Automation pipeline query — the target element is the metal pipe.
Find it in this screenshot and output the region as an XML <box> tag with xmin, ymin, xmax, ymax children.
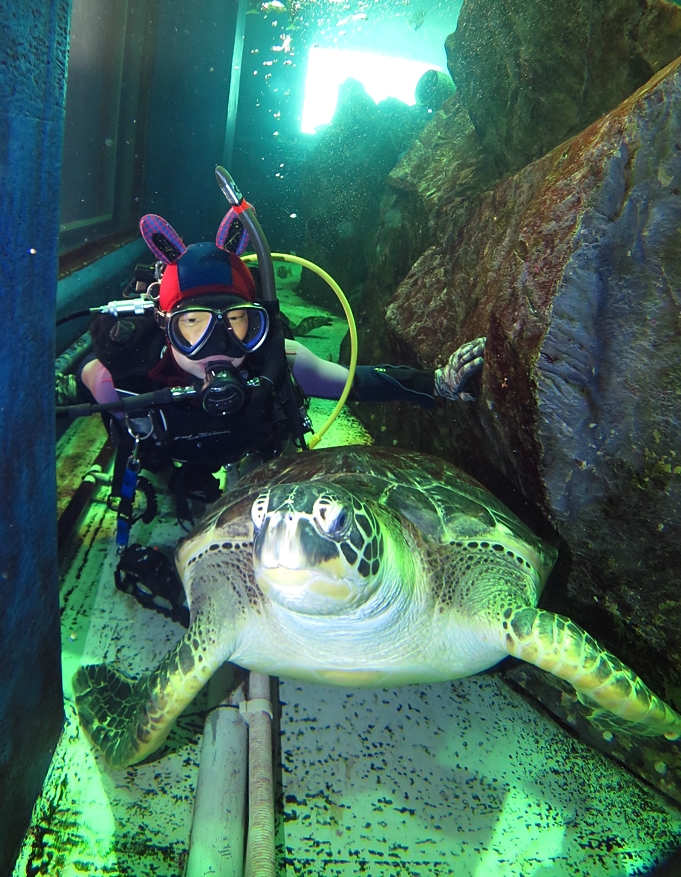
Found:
<box><xmin>244</xmin><ymin>672</ymin><xmax>276</xmax><ymax>877</ymax></box>
<box><xmin>222</xmin><ymin>0</ymin><xmax>249</xmax><ymax>170</ymax></box>
<box><xmin>55</xmin><ymin>331</ymin><xmax>92</xmax><ymax>376</ymax></box>
<box><xmin>186</xmin><ymin>664</ymin><xmax>248</xmax><ymax>877</ymax></box>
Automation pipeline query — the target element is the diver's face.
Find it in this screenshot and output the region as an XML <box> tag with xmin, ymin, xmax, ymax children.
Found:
<box><xmin>168</xmin><ymin>305</ymin><xmax>252</xmax><ymax>378</ymax></box>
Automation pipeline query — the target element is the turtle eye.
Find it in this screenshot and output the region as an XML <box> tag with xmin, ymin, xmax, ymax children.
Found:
<box><xmin>251</xmin><ymin>493</ymin><xmax>269</xmax><ymax>532</ymax></box>
<box><xmin>314</xmin><ymin>497</ymin><xmax>351</xmax><ymax>539</ymax></box>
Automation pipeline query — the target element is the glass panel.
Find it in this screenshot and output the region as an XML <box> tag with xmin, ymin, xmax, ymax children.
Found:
<box><xmin>58</xmin><ymin>0</ymin><xmax>152</xmax><ymax>256</ymax></box>
<box><xmin>60</xmin><ymin>0</ymin><xmax>128</xmax><ymax>233</ymax></box>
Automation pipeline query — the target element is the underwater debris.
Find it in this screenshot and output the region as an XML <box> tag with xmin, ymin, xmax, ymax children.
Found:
<box><xmin>407</xmin><ymin>9</ymin><xmax>427</xmax><ymax>30</ymax></box>
<box><xmin>260</xmin><ymin>0</ymin><xmax>287</xmax><ymax>13</ymax></box>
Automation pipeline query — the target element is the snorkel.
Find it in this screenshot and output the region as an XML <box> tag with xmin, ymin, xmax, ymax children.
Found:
<box><xmin>214</xmin><ymin>166</ymin><xmax>310</xmax><ymax>445</ymax></box>
<box><xmin>215</xmin><ymin>165</ymin><xmax>357</xmax><ymax>448</ymax></box>
<box><xmin>214</xmin><ymin>166</ymin><xmax>358</xmax><ymax>450</ymax></box>
<box><xmin>215</xmin><ymin>167</ymin><xmax>276</xmax><ymax>303</ymax></box>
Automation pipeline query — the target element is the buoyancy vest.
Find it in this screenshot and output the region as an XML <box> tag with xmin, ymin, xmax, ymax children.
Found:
<box><xmin>89</xmin><ymin>312</ymin><xmax>294</xmax><ymax>470</ymax></box>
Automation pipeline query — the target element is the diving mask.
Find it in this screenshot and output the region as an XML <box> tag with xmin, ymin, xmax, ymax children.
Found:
<box><xmin>159</xmin><ymin>295</ymin><xmax>269</xmax><ymax>360</ymax></box>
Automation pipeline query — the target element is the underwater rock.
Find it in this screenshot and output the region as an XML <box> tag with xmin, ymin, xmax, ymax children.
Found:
<box><xmin>343</xmin><ymin>94</ymin><xmax>497</xmax><ymax>367</ymax></box>
<box><xmin>388</xmin><ymin>92</ymin><xmax>497</xmax><ymax>240</ymax></box>
<box><xmin>379</xmin><ymin>57</ymin><xmax>681</xmax><ymax>737</ymax></box>
<box><xmin>447</xmin><ymin>0</ymin><xmax>681</xmax><ymax>177</ymax></box>
<box><xmin>351</xmin><ymin>0</ymin><xmax>681</xmax><ymax>376</ymax></box>
<box><xmin>340</xmin><ymin>185</ymin><xmax>430</xmax><ymax>366</ymax></box>
<box><xmin>298</xmin><ymin>78</ymin><xmax>429</xmax><ymax>312</ymax></box>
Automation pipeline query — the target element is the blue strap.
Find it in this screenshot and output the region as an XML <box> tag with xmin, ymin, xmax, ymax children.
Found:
<box><xmin>115</xmin><ymin>456</ymin><xmax>140</xmax><ymax>550</ymax></box>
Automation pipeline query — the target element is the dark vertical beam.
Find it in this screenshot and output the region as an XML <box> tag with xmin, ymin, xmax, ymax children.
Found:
<box><xmin>142</xmin><ymin>0</ymin><xmax>240</xmax><ymax>242</ymax></box>
<box><xmin>0</xmin><ymin>1</ymin><xmax>72</xmax><ymax>872</ymax></box>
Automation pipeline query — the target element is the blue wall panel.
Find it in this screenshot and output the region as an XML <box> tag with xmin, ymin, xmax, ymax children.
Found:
<box><xmin>0</xmin><ymin>1</ymin><xmax>71</xmax><ymax>872</ymax></box>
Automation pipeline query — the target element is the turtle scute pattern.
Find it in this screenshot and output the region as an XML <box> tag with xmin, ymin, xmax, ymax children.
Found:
<box><xmin>424</xmin><ymin>536</ymin><xmax>540</xmax><ymax>618</ymax></box>
<box><xmin>183</xmin><ymin>534</ymin><xmax>263</xmax><ymax>615</ymax></box>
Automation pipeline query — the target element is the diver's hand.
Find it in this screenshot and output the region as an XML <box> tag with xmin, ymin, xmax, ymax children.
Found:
<box><xmin>434</xmin><ymin>337</ymin><xmax>486</xmax><ymax>402</ymax></box>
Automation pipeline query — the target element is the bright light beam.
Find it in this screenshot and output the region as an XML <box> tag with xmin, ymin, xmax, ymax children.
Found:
<box><xmin>301</xmin><ymin>47</ymin><xmax>441</xmax><ymax>134</ymax></box>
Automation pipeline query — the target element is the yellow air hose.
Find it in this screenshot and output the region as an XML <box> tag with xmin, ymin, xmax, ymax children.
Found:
<box><xmin>241</xmin><ymin>253</ymin><xmax>358</xmax><ymax>450</ymax></box>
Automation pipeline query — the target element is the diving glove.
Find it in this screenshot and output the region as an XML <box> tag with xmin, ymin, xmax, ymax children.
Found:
<box><xmin>434</xmin><ymin>336</ymin><xmax>486</xmax><ymax>402</ymax></box>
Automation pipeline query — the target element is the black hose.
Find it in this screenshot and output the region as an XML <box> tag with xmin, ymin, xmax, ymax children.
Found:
<box><xmin>56</xmin><ymin>385</ymin><xmax>198</xmax><ymax>419</ymax></box>
<box><xmin>57</xmin><ymin>308</ymin><xmax>92</xmax><ymax>327</ymax></box>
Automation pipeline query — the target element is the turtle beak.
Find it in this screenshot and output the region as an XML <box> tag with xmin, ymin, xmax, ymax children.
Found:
<box><xmin>256</xmin><ymin>567</ymin><xmax>353</xmax><ymax>604</ymax></box>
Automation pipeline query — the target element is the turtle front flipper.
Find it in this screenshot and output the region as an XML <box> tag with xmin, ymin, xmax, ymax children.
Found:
<box><xmin>73</xmin><ymin>618</ymin><xmax>227</xmax><ymax>768</ymax></box>
<box><xmin>501</xmin><ymin>607</ymin><xmax>681</xmax><ymax>740</ymax></box>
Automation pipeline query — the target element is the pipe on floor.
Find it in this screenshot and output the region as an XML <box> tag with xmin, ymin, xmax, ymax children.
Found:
<box><xmin>244</xmin><ymin>672</ymin><xmax>276</xmax><ymax>877</ymax></box>
<box><xmin>186</xmin><ymin>664</ymin><xmax>248</xmax><ymax>877</ymax></box>
<box><xmin>55</xmin><ymin>330</ymin><xmax>92</xmax><ymax>375</ymax></box>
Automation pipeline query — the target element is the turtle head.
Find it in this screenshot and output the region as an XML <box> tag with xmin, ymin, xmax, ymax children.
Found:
<box><xmin>251</xmin><ymin>482</ymin><xmax>384</xmax><ymax>615</ymax></box>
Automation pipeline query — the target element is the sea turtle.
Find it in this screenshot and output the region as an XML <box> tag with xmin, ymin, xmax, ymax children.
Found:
<box><xmin>74</xmin><ymin>446</ymin><xmax>681</xmax><ymax>768</ymax></box>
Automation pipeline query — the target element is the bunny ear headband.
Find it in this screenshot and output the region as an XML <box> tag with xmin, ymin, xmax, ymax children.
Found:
<box><xmin>138</xmin><ymin>214</ymin><xmax>186</xmax><ymax>264</ymax></box>
<box><xmin>139</xmin><ymin>206</ymin><xmax>253</xmax><ymax>264</ymax></box>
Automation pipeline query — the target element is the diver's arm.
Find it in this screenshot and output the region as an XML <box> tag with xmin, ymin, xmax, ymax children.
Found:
<box><xmin>286</xmin><ymin>340</ymin><xmax>434</xmax><ymax>405</ymax></box>
<box><xmin>80</xmin><ymin>358</ymin><xmax>120</xmax><ymax>405</ymax></box>
<box><xmin>285</xmin><ymin>338</ymin><xmax>485</xmax><ymax>407</ymax></box>
<box><xmin>285</xmin><ymin>340</ymin><xmax>354</xmax><ymax>398</ymax></box>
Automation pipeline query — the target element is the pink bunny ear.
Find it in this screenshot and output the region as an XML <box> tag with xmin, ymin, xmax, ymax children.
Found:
<box><xmin>216</xmin><ymin>205</ymin><xmax>251</xmax><ymax>255</ymax></box>
<box><xmin>139</xmin><ymin>214</ymin><xmax>187</xmax><ymax>264</ymax></box>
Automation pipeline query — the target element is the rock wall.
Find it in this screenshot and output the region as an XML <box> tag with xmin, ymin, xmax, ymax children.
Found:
<box><xmin>340</xmin><ymin>93</ymin><xmax>497</xmax><ymax>365</ymax></box>
<box><xmin>349</xmin><ymin>0</ymin><xmax>681</xmax><ymax>373</ymax></box>
<box><xmin>446</xmin><ymin>0</ymin><xmax>681</xmax><ymax>176</ymax></box>
<box><xmin>332</xmin><ymin>0</ymin><xmax>681</xmax><ymax>802</ymax></box>
<box><xmin>383</xmin><ymin>58</ymin><xmax>681</xmax><ymax>704</ymax></box>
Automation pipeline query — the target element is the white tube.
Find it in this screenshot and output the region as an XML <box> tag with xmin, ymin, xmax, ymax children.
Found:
<box><xmin>186</xmin><ymin>664</ymin><xmax>248</xmax><ymax>877</ymax></box>
<box><xmin>244</xmin><ymin>672</ymin><xmax>276</xmax><ymax>877</ymax></box>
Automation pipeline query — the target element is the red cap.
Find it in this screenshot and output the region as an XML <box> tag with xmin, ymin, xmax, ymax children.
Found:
<box><xmin>158</xmin><ymin>242</ymin><xmax>256</xmax><ymax>312</ymax></box>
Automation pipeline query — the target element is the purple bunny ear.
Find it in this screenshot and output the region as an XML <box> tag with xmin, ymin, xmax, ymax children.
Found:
<box><xmin>139</xmin><ymin>214</ymin><xmax>187</xmax><ymax>264</ymax></box>
<box><xmin>216</xmin><ymin>206</ymin><xmax>251</xmax><ymax>256</ymax></box>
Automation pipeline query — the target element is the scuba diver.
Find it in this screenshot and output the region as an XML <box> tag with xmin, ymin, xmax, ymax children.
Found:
<box><xmin>77</xmin><ymin>218</ymin><xmax>485</xmax><ymax>502</ymax></box>
<box><xmin>59</xmin><ymin>171</ymin><xmax>485</xmax><ymax>624</ymax></box>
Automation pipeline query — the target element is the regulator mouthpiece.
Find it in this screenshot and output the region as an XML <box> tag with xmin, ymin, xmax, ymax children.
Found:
<box><xmin>199</xmin><ymin>362</ymin><xmax>247</xmax><ymax>415</ymax></box>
